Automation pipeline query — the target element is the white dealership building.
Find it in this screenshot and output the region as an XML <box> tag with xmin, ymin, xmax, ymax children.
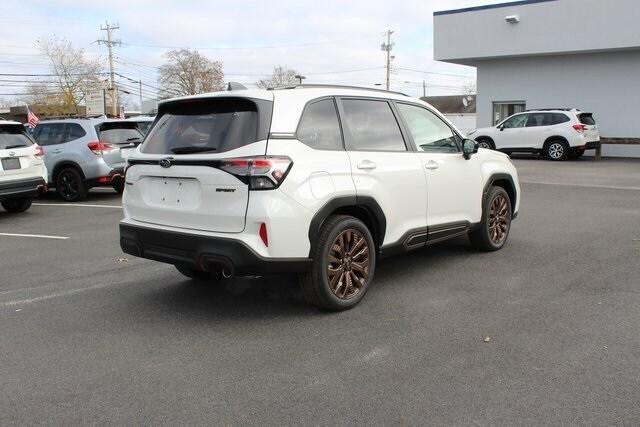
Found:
<box><xmin>434</xmin><ymin>0</ymin><xmax>640</xmax><ymax>157</ymax></box>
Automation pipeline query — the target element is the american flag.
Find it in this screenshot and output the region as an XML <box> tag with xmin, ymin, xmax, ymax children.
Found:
<box><xmin>27</xmin><ymin>108</ymin><xmax>40</xmax><ymax>128</ymax></box>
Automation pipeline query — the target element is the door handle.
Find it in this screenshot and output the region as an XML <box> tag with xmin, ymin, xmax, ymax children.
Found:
<box><xmin>425</xmin><ymin>161</ymin><xmax>439</xmax><ymax>170</ymax></box>
<box><xmin>357</xmin><ymin>160</ymin><xmax>377</xmax><ymax>170</ymax></box>
<box><xmin>51</xmin><ymin>149</ymin><xmax>62</xmax><ymax>154</ymax></box>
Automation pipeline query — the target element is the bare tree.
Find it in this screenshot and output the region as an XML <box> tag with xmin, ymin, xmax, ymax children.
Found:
<box><xmin>26</xmin><ymin>37</ymin><xmax>104</xmax><ymax>114</ymax></box>
<box><xmin>462</xmin><ymin>81</ymin><xmax>477</xmax><ymax>95</ymax></box>
<box><xmin>256</xmin><ymin>66</ymin><xmax>299</xmax><ymax>89</ymax></box>
<box><xmin>158</xmin><ymin>49</ymin><xmax>224</xmax><ymax>96</ymax></box>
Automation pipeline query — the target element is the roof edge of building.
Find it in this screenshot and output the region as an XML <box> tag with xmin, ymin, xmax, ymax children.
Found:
<box><xmin>434</xmin><ymin>0</ymin><xmax>557</xmax><ymax>16</ymax></box>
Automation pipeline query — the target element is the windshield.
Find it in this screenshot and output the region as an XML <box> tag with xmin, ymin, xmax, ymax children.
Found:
<box><xmin>0</xmin><ymin>125</ymin><xmax>34</xmax><ymax>150</ymax></box>
<box><xmin>141</xmin><ymin>97</ymin><xmax>272</xmax><ymax>155</ymax></box>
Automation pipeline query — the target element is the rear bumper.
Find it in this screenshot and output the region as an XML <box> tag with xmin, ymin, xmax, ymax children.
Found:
<box><xmin>584</xmin><ymin>140</ymin><xmax>601</xmax><ymax>150</ymax></box>
<box><xmin>0</xmin><ymin>176</ymin><xmax>46</xmax><ymax>200</ymax></box>
<box><xmin>119</xmin><ymin>223</ymin><xmax>312</xmax><ymax>276</ymax></box>
<box><xmin>86</xmin><ymin>167</ymin><xmax>125</xmax><ymax>187</ymax></box>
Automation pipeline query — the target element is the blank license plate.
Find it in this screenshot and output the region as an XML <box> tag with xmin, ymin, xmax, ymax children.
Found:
<box><xmin>1</xmin><ymin>157</ymin><xmax>21</xmax><ymax>170</ymax></box>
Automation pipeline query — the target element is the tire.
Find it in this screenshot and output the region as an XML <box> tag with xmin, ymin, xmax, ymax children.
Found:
<box><xmin>56</xmin><ymin>167</ymin><xmax>87</xmax><ymax>202</ymax></box>
<box><xmin>476</xmin><ymin>138</ymin><xmax>495</xmax><ymax>150</ymax></box>
<box><xmin>1</xmin><ymin>197</ymin><xmax>33</xmax><ymax>213</ymax></box>
<box><xmin>545</xmin><ymin>140</ymin><xmax>569</xmax><ymax>161</ymax></box>
<box><xmin>469</xmin><ymin>186</ymin><xmax>512</xmax><ymax>251</ymax></box>
<box><xmin>300</xmin><ymin>215</ymin><xmax>376</xmax><ymax>311</ymax></box>
<box><xmin>175</xmin><ymin>264</ymin><xmax>223</xmax><ymax>282</ymax></box>
<box><xmin>112</xmin><ymin>179</ymin><xmax>125</xmax><ymax>194</ymax></box>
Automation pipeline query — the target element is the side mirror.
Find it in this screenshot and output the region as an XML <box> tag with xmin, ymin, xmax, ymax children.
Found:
<box><xmin>499</xmin><ymin>124</ymin><xmax>505</xmax><ymax>131</ymax></box>
<box><xmin>462</xmin><ymin>139</ymin><xmax>478</xmax><ymax>160</ymax></box>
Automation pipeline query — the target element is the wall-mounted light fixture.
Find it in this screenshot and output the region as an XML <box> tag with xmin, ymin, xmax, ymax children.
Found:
<box><xmin>505</xmin><ymin>15</ymin><xmax>520</xmax><ymax>24</ymax></box>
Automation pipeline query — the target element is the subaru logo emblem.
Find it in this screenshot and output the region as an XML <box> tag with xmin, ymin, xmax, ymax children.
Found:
<box><xmin>9</xmin><ymin>151</ymin><xmax>15</xmax><ymax>157</ymax></box>
<box><xmin>159</xmin><ymin>158</ymin><xmax>171</xmax><ymax>168</ymax></box>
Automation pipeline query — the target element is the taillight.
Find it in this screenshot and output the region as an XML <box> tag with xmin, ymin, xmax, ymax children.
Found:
<box><xmin>218</xmin><ymin>156</ymin><xmax>292</xmax><ymax>190</ymax></box>
<box><xmin>87</xmin><ymin>141</ymin><xmax>116</xmax><ymax>156</ymax></box>
<box><xmin>34</xmin><ymin>144</ymin><xmax>44</xmax><ymax>158</ymax></box>
<box><xmin>572</xmin><ymin>124</ymin><xmax>587</xmax><ymax>133</ymax></box>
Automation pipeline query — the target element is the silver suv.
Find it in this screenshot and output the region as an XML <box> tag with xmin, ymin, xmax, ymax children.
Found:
<box><xmin>33</xmin><ymin>119</ymin><xmax>144</xmax><ymax>201</ymax></box>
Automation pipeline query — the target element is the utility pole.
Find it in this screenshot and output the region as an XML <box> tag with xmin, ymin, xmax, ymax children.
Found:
<box><xmin>139</xmin><ymin>79</ymin><xmax>143</xmax><ymax>112</ymax></box>
<box><xmin>97</xmin><ymin>21</ymin><xmax>121</xmax><ymax>117</ymax></box>
<box><xmin>381</xmin><ymin>30</ymin><xmax>394</xmax><ymax>91</ymax></box>
<box><xmin>422</xmin><ymin>80</ymin><xmax>426</xmax><ymax>97</ymax></box>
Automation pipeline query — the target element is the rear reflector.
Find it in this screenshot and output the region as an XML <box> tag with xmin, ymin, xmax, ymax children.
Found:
<box><xmin>259</xmin><ymin>223</ymin><xmax>268</xmax><ymax>247</ymax></box>
<box><xmin>97</xmin><ymin>176</ymin><xmax>111</xmax><ymax>184</ymax></box>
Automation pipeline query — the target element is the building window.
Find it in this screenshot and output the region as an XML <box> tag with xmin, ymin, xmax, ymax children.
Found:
<box><xmin>493</xmin><ymin>101</ymin><xmax>526</xmax><ymax>125</ymax></box>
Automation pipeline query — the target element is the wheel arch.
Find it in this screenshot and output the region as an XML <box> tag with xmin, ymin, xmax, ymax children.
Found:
<box><xmin>543</xmin><ymin>135</ymin><xmax>569</xmax><ymax>150</ymax></box>
<box><xmin>52</xmin><ymin>161</ymin><xmax>86</xmax><ymax>183</ymax></box>
<box><xmin>483</xmin><ymin>173</ymin><xmax>517</xmax><ymax>216</ymax></box>
<box><xmin>308</xmin><ymin>196</ymin><xmax>386</xmax><ymax>254</ymax></box>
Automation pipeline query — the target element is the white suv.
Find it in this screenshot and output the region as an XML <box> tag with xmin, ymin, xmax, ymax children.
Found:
<box><xmin>0</xmin><ymin>120</ymin><xmax>47</xmax><ymax>213</ymax></box>
<box><xmin>120</xmin><ymin>86</ymin><xmax>520</xmax><ymax>310</ymax></box>
<box><xmin>468</xmin><ymin>109</ymin><xmax>600</xmax><ymax>160</ymax></box>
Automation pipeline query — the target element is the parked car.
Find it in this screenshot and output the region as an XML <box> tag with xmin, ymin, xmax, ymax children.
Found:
<box><xmin>119</xmin><ymin>85</ymin><xmax>520</xmax><ymax>310</ymax></box>
<box><xmin>468</xmin><ymin>109</ymin><xmax>600</xmax><ymax>160</ymax></box>
<box><xmin>32</xmin><ymin>118</ymin><xmax>144</xmax><ymax>201</ymax></box>
<box><xmin>0</xmin><ymin>120</ymin><xmax>47</xmax><ymax>213</ymax></box>
<box><xmin>125</xmin><ymin>116</ymin><xmax>155</xmax><ymax>136</ymax></box>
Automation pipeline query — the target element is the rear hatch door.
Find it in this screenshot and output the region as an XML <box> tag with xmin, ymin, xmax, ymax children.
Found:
<box><xmin>578</xmin><ymin>113</ymin><xmax>599</xmax><ymax>142</ymax></box>
<box><xmin>124</xmin><ymin>94</ymin><xmax>273</xmax><ymax>233</ymax></box>
<box><xmin>0</xmin><ymin>124</ymin><xmax>40</xmax><ymax>180</ymax></box>
<box><xmin>96</xmin><ymin>121</ymin><xmax>145</xmax><ymax>166</ymax></box>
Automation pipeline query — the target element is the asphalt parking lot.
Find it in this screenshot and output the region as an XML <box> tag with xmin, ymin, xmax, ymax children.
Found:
<box><xmin>1</xmin><ymin>157</ymin><xmax>639</xmax><ymax>425</ymax></box>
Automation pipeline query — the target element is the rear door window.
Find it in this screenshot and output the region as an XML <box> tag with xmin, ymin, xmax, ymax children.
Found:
<box><xmin>341</xmin><ymin>99</ymin><xmax>406</xmax><ymax>151</ymax></box>
<box><xmin>141</xmin><ymin>97</ymin><xmax>273</xmax><ymax>155</ymax></box>
<box><xmin>525</xmin><ymin>113</ymin><xmax>547</xmax><ymax>127</ymax></box>
<box><xmin>547</xmin><ymin>113</ymin><xmax>570</xmax><ymax>125</ymax></box>
<box><xmin>0</xmin><ymin>125</ymin><xmax>34</xmax><ymax>149</ymax></box>
<box><xmin>578</xmin><ymin>113</ymin><xmax>596</xmax><ymax>125</ymax></box>
<box><xmin>297</xmin><ymin>98</ymin><xmax>343</xmax><ymax>150</ymax></box>
<box><xmin>67</xmin><ymin>123</ymin><xmax>87</xmax><ymax>140</ymax></box>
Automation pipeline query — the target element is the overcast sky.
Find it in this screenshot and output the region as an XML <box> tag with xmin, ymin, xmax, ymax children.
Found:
<box><xmin>0</xmin><ymin>0</ymin><xmax>511</xmax><ymax>102</ymax></box>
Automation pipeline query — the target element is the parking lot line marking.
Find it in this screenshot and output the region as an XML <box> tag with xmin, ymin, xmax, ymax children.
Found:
<box><xmin>32</xmin><ymin>203</ymin><xmax>122</xmax><ymax>209</ymax></box>
<box><xmin>0</xmin><ymin>232</ymin><xmax>69</xmax><ymax>240</ymax></box>
<box><xmin>0</xmin><ymin>281</ymin><xmax>117</xmax><ymax>307</ymax></box>
<box><xmin>521</xmin><ymin>180</ymin><xmax>640</xmax><ymax>191</ymax></box>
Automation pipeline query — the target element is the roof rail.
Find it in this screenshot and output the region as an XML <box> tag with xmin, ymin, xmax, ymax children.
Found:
<box><xmin>525</xmin><ymin>108</ymin><xmax>579</xmax><ymax>112</ymax></box>
<box><xmin>269</xmin><ymin>84</ymin><xmax>409</xmax><ymax>97</ymax></box>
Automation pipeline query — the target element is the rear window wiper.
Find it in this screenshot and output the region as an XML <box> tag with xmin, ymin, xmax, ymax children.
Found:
<box><xmin>170</xmin><ymin>146</ymin><xmax>217</xmax><ymax>154</ymax></box>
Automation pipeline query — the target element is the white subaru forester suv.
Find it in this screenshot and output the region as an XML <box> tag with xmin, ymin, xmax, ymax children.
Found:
<box><xmin>468</xmin><ymin>109</ymin><xmax>600</xmax><ymax>161</ymax></box>
<box><xmin>0</xmin><ymin>120</ymin><xmax>47</xmax><ymax>213</ymax></box>
<box><xmin>120</xmin><ymin>85</ymin><xmax>520</xmax><ymax>310</ymax></box>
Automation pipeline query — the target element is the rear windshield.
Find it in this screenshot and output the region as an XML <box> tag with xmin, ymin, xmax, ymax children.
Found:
<box><xmin>96</xmin><ymin>123</ymin><xmax>144</xmax><ymax>145</ymax></box>
<box><xmin>578</xmin><ymin>113</ymin><xmax>596</xmax><ymax>125</ymax></box>
<box><xmin>141</xmin><ymin>97</ymin><xmax>272</xmax><ymax>155</ymax></box>
<box><xmin>0</xmin><ymin>125</ymin><xmax>34</xmax><ymax>150</ymax></box>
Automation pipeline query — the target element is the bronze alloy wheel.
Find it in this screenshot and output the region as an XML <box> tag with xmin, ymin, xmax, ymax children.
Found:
<box><xmin>326</xmin><ymin>228</ymin><xmax>370</xmax><ymax>300</ymax></box>
<box><xmin>488</xmin><ymin>193</ymin><xmax>511</xmax><ymax>245</ymax></box>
